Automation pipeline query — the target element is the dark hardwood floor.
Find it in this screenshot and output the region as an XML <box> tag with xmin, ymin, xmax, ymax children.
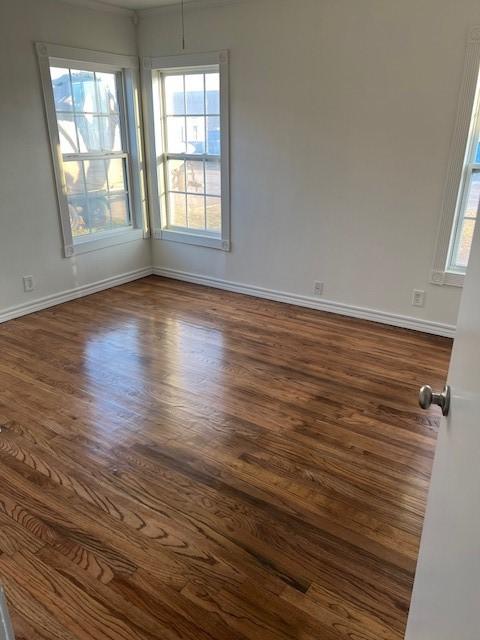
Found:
<box><xmin>0</xmin><ymin>276</ymin><xmax>452</xmax><ymax>639</ymax></box>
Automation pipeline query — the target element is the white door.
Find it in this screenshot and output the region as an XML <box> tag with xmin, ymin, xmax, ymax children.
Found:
<box><xmin>0</xmin><ymin>587</ymin><xmax>14</xmax><ymax>640</ymax></box>
<box><xmin>405</xmin><ymin>220</ymin><xmax>480</xmax><ymax>638</ymax></box>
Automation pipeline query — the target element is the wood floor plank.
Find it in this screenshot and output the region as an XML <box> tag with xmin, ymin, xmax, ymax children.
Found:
<box><xmin>0</xmin><ymin>276</ymin><xmax>451</xmax><ymax>639</ymax></box>
<box><xmin>36</xmin><ymin>545</ymin><xmax>225</xmax><ymax>640</ymax></box>
<box><xmin>0</xmin><ymin>549</ymin><xmax>151</xmax><ymax>640</ymax></box>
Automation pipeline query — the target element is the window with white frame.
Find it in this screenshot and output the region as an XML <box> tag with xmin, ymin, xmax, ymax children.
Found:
<box><xmin>36</xmin><ymin>44</ymin><xmax>146</xmax><ymax>257</ymax></box>
<box><xmin>143</xmin><ymin>51</ymin><xmax>230</xmax><ymax>251</ymax></box>
<box><xmin>432</xmin><ymin>28</ymin><xmax>480</xmax><ymax>286</ymax></box>
<box><xmin>447</xmin><ymin>87</ymin><xmax>480</xmax><ymax>273</ymax></box>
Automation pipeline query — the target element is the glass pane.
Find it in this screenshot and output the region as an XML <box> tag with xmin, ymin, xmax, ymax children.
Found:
<box><xmin>164</xmin><ymin>75</ymin><xmax>185</xmax><ymax>115</ymax></box>
<box><xmin>71</xmin><ymin>70</ymin><xmax>97</xmax><ymax>113</ymax></box>
<box><xmin>205</xmin><ymin>73</ymin><xmax>220</xmax><ymax>114</ymax></box>
<box><xmin>205</xmin><ymin>159</ymin><xmax>221</xmax><ymax>195</ymax></box>
<box><xmin>475</xmin><ymin>142</ymin><xmax>480</xmax><ymax>164</ymax></box>
<box><xmin>185</xmin><ymin>74</ymin><xmax>204</xmax><ymax>115</ymax></box>
<box><xmin>68</xmin><ymin>195</ymin><xmax>89</xmax><ymax>237</ymax></box>
<box><xmin>167</xmin><ymin>159</ymin><xmax>186</xmax><ymax>192</ymax></box>
<box><xmin>166</xmin><ymin>117</ymin><xmax>186</xmax><ymax>153</ymax></box>
<box><xmin>464</xmin><ymin>171</ymin><xmax>480</xmax><ymax>219</ymax></box>
<box><xmin>50</xmin><ymin>67</ymin><xmax>73</xmax><ymax>112</ymax></box>
<box><xmin>187</xmin><ymin>194</ymin><xmax>206</xmax><ymax>229</ymax></box>
<box><xmin>109</xmin><ymin>194</ymin><xmax>130</xmax><ymax>228</ymax></box>
<box><xmin>206</xmin><ymin>196</ymin><xmax>221</xmax><ymax>232</ymax></box>
<box><xmin>107</xmin><ymin>158</ymin><xmax>126</xmax><ymax>193</ymax></box>
<box><xmin>186</xmin><ymin>116</ymin><xmax>205</xmax><ymax>154</ymax></box>
<box><xmin>63</xmin><ymin>161</ymin><xmax>85</xmax><ymax>196</ymax></box>
<box><xmin>84</xmin><ymin>159</ymin><xmax>108</xmax><ymax>194</ymax></box>
<box><xmin>97</xmin><ymin>115</ymin><xmax>122</xmax><ymax>152</ymax></box>
<box><xmin>206</xmin><ymin>116</ymin><xmax>220</xmax><ymax>155</ymax></box>
<box><xmin>454</xmin><ymin>218</ymin><xmax>476</xmax><ymax>269</ymax></box>
<box><xmin>57</xmin><ymin>113</ymin><xmax>78</xmax><ymax>153</ymax></box>
<box><xmin>88</xmin><ymin>195</ymin><xmax>112</xmax><ymax>232</ymax></box>
<box><xmin>96</xmin><ymin>72</ymin><xmax>119</xmax><ymax>114</ymax></box>
<box><xmin>186</xmin><ymin>160</ymin><xmax>204</xmax><ymax>193</ymax></box>
<box><xmin>76</xmin><ymin>114</ymin><xmax>101</xmax><ymax>152</ymax></box>
<box><xmin>169</xmin><ymin>192</ymin><xmax>187</xmax><ymax>227</ymax></box>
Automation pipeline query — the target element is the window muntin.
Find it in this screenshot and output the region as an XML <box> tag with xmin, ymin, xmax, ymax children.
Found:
<box><xmin>160</xmin><ymin>69</ymin><xmax>222</xmax><ymax>235</ymax></box>
<box><xmin>49</xmin><ymin>66</ymin><xmax>131</xmax><ymax>239</ymax></box>
<box><xmin>447</xmin><ymin>89</ymin><xmax>480</xmax><ymax>274</ymax></box>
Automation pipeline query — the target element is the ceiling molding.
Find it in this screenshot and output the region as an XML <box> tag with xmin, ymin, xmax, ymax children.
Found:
<box><xmin>52</xmin><ymin>0</ymin><xmax>135</xmax><ymax>17</ymax></box>
<box><xmin>138</xmin><ymin>0</ymin><xmax>247</xmax><ymax>17</ymax></box>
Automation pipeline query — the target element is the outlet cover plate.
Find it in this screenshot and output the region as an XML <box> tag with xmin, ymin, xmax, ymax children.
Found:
<box><xmin>23</xmin><ymin>276</ymin><xmax>34</xmax><ymax>292</ymax></box>
<box><xmin>412</xmin><ymin>289</ymin><xmax>425</xmax><ymax>307</ymax></box>
<box><xmin>314</xmin><ymin>281</ymin><xmax>324</xmax><ymax>296</ymax></box>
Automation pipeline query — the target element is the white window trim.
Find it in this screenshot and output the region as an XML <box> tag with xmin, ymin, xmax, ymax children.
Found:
<box><xmin>36</xmin><ymin>42</ymin><xmax>149</xmax><ymax>258</ymax></box>
<box><xmin>142</xmin><ymin>51</ymin><xmax>231</xmax><ymax>251</ymax></box>
<box><xmin>431</xmin><ymin>27</ymin><xmax>480</xmax><ymax>287</ymax></box>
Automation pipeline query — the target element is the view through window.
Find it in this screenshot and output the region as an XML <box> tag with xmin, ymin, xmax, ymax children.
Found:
<box><xmin>448</xmin><ymin>97</ymin><xmax>480</xmax><ymax>272</ymax></box>
<box><xmin>50</xmin><ymin>67</ymin><xmax>131</xmax><ymax>238</ymax></box>
<box><xmin>161</xmin><ymin>70</ymin><xmax>222</xmax><ymax>234</ymax></box>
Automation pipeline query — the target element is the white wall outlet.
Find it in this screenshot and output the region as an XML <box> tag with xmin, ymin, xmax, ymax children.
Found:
<box><xmin>23</xmin><ymin>275</ymin><xmax>35</xmax><ymax>292</ymax></box>
<box><xmin>412</xmin><ymin>289</ymin><xmax>425</xmax><ymax>307</ymax></box>
<box><xmin>314</xmin><ymin>281</ymin><xmax>324</xmax><ymax>296</ymax></box>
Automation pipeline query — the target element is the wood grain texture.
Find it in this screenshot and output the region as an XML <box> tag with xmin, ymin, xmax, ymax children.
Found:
<box><xmin>0</xmin><ymin>276</ymin><xmax>451</xmax><ymax>639</ymax></box>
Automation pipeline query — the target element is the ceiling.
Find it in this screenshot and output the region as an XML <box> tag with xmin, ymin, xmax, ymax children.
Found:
<box><xmin>71</xmin><ymin>0</ymin><xmax>227</xmax><ymax>10</ymax></box>
<box><xmin>90</xmin><ymin>0</ymin><xmax>182</xmax><ymax>8</ymax></box>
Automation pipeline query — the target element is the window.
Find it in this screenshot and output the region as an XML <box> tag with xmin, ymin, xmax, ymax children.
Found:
<box><xmin>142</xmin><ymin>52</ymin><xmax>230</xmax><ymax>250</ymax></box>
<box><xmin>50</xmin><ymin>67</ymin><xmax>131</xmax><ymax>238</ymax></box>
<box><xmin>36</xmin><ymin>44</ymin><xmax>146</xmax><ymax>256</ymax></box>
<box><xmin>163</xmin><ymin>71</ymin><xmax>222</xmax><ymax>233</ymax></box>
<box><xmin>432</xmin><ymin>28</ymin><xmax>480</xmax><ymax>286</ymax></box>
<box><xmin>447</xmin><ymin>93</ymin><xmax>480</xmax><ymax>273</ymax></box>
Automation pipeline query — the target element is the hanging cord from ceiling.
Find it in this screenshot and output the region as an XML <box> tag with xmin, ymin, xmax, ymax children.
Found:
<box><xmin>181</xmin><ymin>0</ymin><xmax>186</xmax><ymax>51</ymax></box>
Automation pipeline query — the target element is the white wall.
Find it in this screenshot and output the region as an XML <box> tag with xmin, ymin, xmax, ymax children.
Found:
<box><xmin>139</xmin><ymin>0</ymin><xmax>480</xmax><ymax>329</ymax></box>
<box><xmin>0</xmin><ymin>0</ymin><xmax>151</xmax><ymax>315</ymax></box>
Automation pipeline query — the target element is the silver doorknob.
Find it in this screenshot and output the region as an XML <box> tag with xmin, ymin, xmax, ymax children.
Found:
<box><xmin>419</xmin><ymin>384</ymin><xmax>451</xmax><ymax>416</ymax></box>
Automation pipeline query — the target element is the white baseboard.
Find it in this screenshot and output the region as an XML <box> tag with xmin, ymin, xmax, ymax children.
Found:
<box><xmin>0</xmin><ymin>264</ymin><xmax>456</xmax><ymax>338</ymax></box>
<box><xmin>153</xmin><ymin>266</ymin><xmax>456</xmax><ymax>338</ymax></box>
<box><xmin>0</xmin><ymin>267</ymin><xmax>153</xmax><ymax>324</ymax></box>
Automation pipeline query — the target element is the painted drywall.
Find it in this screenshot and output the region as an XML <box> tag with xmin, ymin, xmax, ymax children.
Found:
<box><xmin>0</xmin><ymin>0</ymin><xmax>151</xmax><ymax>314</ymax></box>
<box><xmin>139</xmin><ymin>0</ymin><xmax>480</xmax><ymax>328</ymax></box>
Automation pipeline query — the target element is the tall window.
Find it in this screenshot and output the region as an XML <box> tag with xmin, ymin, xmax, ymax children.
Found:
<box><xmin>37</xmin><ymin>44</ymin><xmax>145</xmax><ymax>257</ymax></box>
<box><xmin>447</xmin><ymin>94</ymin><xmax>480</xmax><ymax>273</ymax></box>
<box><xmin>432</xmin><ymin>29</ymin><xmax>480</xmax><ymax>286</ymax></box>
<box><xmin>162</xmin><ymin>70</ymin><xmax>221</xmax><ymax>234</ymax></box>
<box><xmin>143</xmin><ymin>51</ymin><xmax>230</xmax><ymax>251</ymax></box>
<box><xmin>50</xmin><ymin>67</ymin><xmax>130</xmax><ymax>237</ymax></box>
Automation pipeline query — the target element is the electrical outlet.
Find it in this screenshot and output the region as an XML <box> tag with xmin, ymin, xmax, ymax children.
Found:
<box><xmin>314</xmin><ymin>281</ymin><xmax>324</xmax><ymax>296</ymax></box>
<box><xmin>23</xmin><ymin>276</ymin><xmax>35</xmax><ymax>292</ymax></box>
<box><xmin>412</xmin><ymin>289</ymin><xmax>425</xmax><ymax>307</ymax></box>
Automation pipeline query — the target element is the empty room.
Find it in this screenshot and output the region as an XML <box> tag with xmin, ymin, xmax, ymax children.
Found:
<box><xmin>1</xmin><ymin>0</ymin><xmax>480</xmax><ymax>638</ymax></box>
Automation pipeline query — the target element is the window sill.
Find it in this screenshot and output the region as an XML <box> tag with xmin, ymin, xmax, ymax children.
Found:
<box><xmin>69</xmin><ymin>228</ymin><xmax>145</xmax><ymax>256</ymax></box>
<box><xmin>431</xmin><ymin>270</ymin><xmax>465</xmax><ymax>287</ymax></box>
<box><xmin>155</xmin><ymin>228</ymin><xmax>230</xmax><ymax>251</ymax></box>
